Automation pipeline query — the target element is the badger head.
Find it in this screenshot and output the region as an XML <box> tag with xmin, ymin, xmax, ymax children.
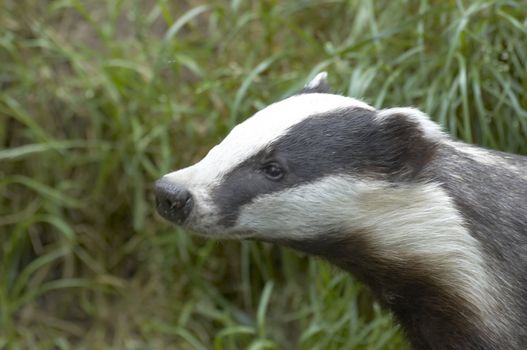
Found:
<box><xmin>154</xmin><ymin>72</ymin><xmax>445</xmax><ymax>245</ymax></box>
<box><xmin>154</xmin><ymin>73</ymin><xmax>510</xmax><ymax>347</ymax></box>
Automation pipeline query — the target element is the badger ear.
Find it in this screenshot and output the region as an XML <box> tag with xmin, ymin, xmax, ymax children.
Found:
<box><xmin>377</xmin><ymin>107</ymin><xmax>445</xmax><ymax>141</ymax></box>
<box><xmin>375</xmin><ymin>108</ymin><xmax>443</xmax><ymax>178</ymax></box>
<box><xmin>301</xmin><ymin>71</ymin><xmax>331</xmax><ymax>94</ymax></box>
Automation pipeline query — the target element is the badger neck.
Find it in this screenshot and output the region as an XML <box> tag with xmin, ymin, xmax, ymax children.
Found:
<box><xmin>282</xmin><ymin>232</ymin><xmax>507</xmax><ymax>349</ymax></box>
<box><xmin>277</xmin><ymin>180</ymin><xmax>510</xmax><ymax>349</ymax></box>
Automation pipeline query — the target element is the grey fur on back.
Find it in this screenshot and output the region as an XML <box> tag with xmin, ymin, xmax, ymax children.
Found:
<box><xmin>426</xmin><ymin>144</ymin><xmax>527</xmax><ymax>348</ymax></box>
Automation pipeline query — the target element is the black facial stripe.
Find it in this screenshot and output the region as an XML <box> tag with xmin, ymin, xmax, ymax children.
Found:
<box><xmin>212</xmin><ymin>107</ymin><xmax>436</xmax><ymax>227</ymax></box>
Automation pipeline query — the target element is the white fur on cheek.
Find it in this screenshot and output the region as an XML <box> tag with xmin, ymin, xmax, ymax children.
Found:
<box><xmin>236</xmin><ymin>175</ymin><xmax>505</xmax><ymax>333</ymax></box>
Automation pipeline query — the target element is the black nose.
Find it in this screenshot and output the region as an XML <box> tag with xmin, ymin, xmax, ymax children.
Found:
<box><xmin>154</xmin><ymin>179</ymin><xmax>193</xmax><ymax>225</ymax></box>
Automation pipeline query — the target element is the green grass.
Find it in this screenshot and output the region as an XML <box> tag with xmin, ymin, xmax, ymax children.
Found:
<box><xmin>1</xmin><ymin>0</ymin><xmax>526</xmax><ymax>349</ymax></box>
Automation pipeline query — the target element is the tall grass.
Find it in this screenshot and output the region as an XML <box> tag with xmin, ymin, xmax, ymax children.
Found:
<box><xmin>1</xmin><ymin>0</ymin><xmax>526</xmax><ymax>349</ymax></box>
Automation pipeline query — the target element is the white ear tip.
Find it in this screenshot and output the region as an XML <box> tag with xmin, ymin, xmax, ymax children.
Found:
<box><xmin>305</xmin><ymin>71</ymin><xmax>328</xmax><ymax>88</ymax></box>
<box><xmin>315</xmin><ymin>71</ymin><xmax>328</xmax><ymax>80</ymax></box>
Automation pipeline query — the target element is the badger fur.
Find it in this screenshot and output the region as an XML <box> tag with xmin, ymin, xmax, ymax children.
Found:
<box><xmin>155</xmin><ymin>72</ymin><xmax>527</xmax><ymax>349</ymax></box>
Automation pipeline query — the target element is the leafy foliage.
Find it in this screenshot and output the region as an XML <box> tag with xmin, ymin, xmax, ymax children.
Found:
<box><xmin>1</xmin><ymin>0</ymin><xmax>525</xmax><ymax>349</ymax></box>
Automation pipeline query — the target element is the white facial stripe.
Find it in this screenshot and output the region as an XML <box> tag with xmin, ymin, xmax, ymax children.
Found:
<box><xmin>237</xmin><ymin>175</ymin><xmax>503</xmax><ymax>331</ymax></box>
<box><xmin>164</xmin><ymin>93</ymin><xmax>373</xmax><ymax>187</ymax></box>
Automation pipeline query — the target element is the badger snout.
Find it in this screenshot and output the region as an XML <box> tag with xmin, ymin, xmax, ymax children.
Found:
<box><xmin>154</xmin><ymin>179</ymin><xmax>193</xmax><ymax>225</ymax></box>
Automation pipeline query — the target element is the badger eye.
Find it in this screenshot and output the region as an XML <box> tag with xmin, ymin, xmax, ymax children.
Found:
<box><xmin>262</xmin><ymin>162</ymin><xmax>284</xmax><ymax>180</ymax></box>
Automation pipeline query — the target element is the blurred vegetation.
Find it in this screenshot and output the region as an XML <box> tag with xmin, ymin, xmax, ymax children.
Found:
<box><xmin>1</xmin><ymin>0</ymin><xmax>526</xmax><ymax>349</ymax></box>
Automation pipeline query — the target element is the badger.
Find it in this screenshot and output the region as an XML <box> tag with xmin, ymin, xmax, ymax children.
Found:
<box><xmin>154</xmin><ymin>72</ymin><xmax>527</xmax><ymax>350</ymax></box>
